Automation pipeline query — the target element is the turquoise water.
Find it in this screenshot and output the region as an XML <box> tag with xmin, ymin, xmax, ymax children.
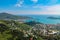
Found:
<box><xmin>20</xmin><ymin>15</ymin><xmax>60</xmax><ymax>24</ymax></box>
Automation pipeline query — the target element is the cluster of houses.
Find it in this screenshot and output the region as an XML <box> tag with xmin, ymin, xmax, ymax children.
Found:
<box><xmin>32</xmin><ymin>24</ymin><xmax>60</xmax><ymax>36</ymax></box>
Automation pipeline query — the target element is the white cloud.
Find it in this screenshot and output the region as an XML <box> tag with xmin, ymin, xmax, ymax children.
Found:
<box><xmin>3</xmin><ymin>5</ymin><xmax>60</xmax><ymax>15</ymax></box>
<box><xmin>11</xmin><ymin>5</ymin><xmax>60</xmax><ymax>15</ymax></box>
<box><xmin>15</xmin><ymin>0</ymin><xmax>24</xmax><ymax>7</ymax></box>
<box><xmin>27</xmin><ymin>5</ymin><xmax>60</xmax><ymax>15</ymax></box>
<box><xmin>38</xmin><ymin>5</ymin><xmax>60</xmax><ymax>15</ymax></box>
<box><xmin>31</xmin><ymin>0</ymin><xmax>38</xmax><ymax>3</ymax></box>
<box><xmin>15</xmin><ymin>4</ymin><xmax>22</xmax><ymax>7</ymax></box>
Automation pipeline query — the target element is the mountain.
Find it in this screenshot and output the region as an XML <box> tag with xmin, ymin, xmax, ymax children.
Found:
<box><xmin>0</xmin><ymin>12</ymin><xmax>32</xmax><ymax>20</ymax></box>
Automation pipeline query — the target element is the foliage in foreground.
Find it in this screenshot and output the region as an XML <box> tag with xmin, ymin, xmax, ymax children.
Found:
<box><xmin>0</xmin><ymin>20</ymin><xmax>60</xmax><ymax>40</ymax></box>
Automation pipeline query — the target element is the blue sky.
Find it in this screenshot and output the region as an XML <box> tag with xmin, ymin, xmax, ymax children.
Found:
<box><xmin>0</xmin><ymin>0</ymin><xmax>60</xmax><ymax>15</ymax></box>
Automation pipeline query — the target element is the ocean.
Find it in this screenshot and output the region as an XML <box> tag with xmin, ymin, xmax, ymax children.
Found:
<box><xmin>19</xmin><ymin>15</ymin><xmax>60</xmax><ymax>24</ymax></box>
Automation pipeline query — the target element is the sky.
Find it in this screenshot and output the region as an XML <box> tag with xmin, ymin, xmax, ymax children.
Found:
<box><xmin>0</xmin><ymin>0</ymin><xmax>60</xmax><ymax>15</ymax></box>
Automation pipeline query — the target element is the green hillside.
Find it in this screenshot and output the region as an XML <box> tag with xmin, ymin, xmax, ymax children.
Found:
<box><xmin>0</xmin><ymin>20</ymin><xmax>44</xmax><ymax>40</ymax></box>
<box><xmin>0</xmin><ymin>13</ymin><xmax>32</xmax><ymax>20</ymax></box>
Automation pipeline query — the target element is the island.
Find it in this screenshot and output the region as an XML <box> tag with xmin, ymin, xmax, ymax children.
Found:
<box><xmin>47</xmin><ymin>16</ymin><xmax>60</xmax><ymax>19</ymax></box>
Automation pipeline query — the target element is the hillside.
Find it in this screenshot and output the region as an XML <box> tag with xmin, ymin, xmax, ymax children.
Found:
<box><xmin>0</xmin><ymin>12</ymin><xmax>32</xmax><ymax>20</ymax></box>
<box><xmin>0</xmin><ymin>20</ymin><xmax>43</xmax><ymax>40</ymax></box>
<box><xmin>0</xmin><ymin>20</ymin><xmax>60</xmax><ymax>40</ymax></box>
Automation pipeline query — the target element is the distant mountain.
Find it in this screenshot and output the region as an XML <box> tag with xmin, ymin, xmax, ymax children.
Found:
<box><xmin>0</xmin><ymin>12</ymin><xmax>32</xmax><ymax>20</ymax></box>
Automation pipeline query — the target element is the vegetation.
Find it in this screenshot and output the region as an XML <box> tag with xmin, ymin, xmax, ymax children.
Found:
<box><xmin>0</xmin><ymin>13</ymin><xmax>60</xmax><ymax>40</ymax></box>
<box><xmin>0</xmin><ymin>20</ymin><xmax>60</xmax><ymax>40</ymax></box>
<box><xmin>0</xmin><ymin>20</ymin><xmax>43</xmax><ymax>40</ymax></box>
<box><xmin>0</xmin><ymin>13</ymin><xmax>32</xmax><ymax>20</ymax></box>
